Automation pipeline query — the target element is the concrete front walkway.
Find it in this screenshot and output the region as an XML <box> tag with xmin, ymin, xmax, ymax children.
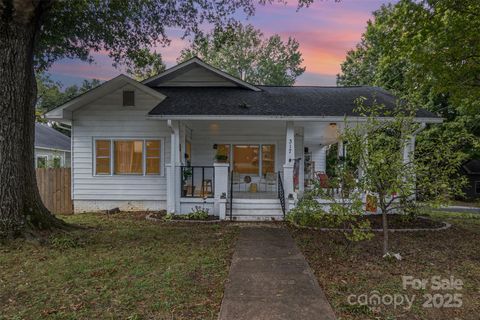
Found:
<box><xmin>218</xmin><ymin>226</ymin><xmax>336</xmax><ymax>320</ymax></box>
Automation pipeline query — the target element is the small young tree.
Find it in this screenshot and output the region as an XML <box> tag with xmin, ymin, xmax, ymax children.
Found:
<box><xmin>342</xmin><ymin>100</ymin><xmax>477</xmax><ymax>256</ymax></box>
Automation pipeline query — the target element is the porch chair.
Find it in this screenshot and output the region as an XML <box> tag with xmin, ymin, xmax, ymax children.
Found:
<box><xmin>232</xmin><ymin>172</ymin><xmax>245</xmax><ymax>191</ymax></box>
<box><xmin>261</xmin><ymin>172</ymin><xmax>276</xmax><ymax>192</ymax></box>
<box><xmin>201</xmin><ymin>179</ymin><xmax>213</xmax><ymax>197</ymax></box>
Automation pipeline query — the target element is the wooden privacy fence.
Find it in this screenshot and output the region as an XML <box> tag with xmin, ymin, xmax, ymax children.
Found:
<box><xmin>36</xmin><ymin>168</ymin><xmax>73</xmax><ymax>214</ymax></box>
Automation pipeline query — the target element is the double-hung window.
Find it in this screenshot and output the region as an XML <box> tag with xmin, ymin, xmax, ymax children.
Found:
<box><xmin>95</xmin><ymin>139</ymin><xmax>162</xmax><ymax>176</ymax></box>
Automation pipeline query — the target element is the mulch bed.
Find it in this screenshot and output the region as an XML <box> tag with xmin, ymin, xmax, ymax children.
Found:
<box><xmin>360</xmin><ymin>214</ymin><xmax>444</xmax><ymax>229</ymax></box>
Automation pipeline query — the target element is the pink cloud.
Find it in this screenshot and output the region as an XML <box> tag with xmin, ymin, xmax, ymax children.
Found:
<box><xmin>50</xmin><ymin>61</ymin><xmax>119</xmax><ymax>81</ymax></box>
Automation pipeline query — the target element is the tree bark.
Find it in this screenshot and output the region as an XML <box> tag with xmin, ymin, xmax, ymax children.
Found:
<box><xmin>380</xmin><ymin>197</ymin><xmax>389</xmax><ymax>255</ymax></box>
<box><xmin>0</xmin><ymin>0</ymin><xmax>67</xmax><ymax>238</ymax></box>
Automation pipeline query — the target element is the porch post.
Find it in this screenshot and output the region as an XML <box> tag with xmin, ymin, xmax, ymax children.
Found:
<box><xmin>402</xmin><ymin>123</ymin><xmax>425</xmax><ymax>201</ymax></box>
<box><xmin>167</xmin><ymin>120</ymin><xmax>181</xmax><ymax>213</ymax></box>
<box><xmin>180</xmin><ymin>123</ymin><xmax>187</xmax><ymax>165</ymax></box>
<box><xmin>214</xmin><ymin>163</ymin><xmax>229</xmax><ymax>220</ymax></box>
<box><xmin>338</xmin><ymin>140</ymin><xmax>344</xmax><ymax>158</ymax></box>
<box><xmin>296</xmin><ymin>127</ymin><xmax>305</xmax><ymax>194</ymax></box>
<box><xmin>283</xmin><ymin>121</ymin><xmax>295</xmax><ymax>198</ymax></box>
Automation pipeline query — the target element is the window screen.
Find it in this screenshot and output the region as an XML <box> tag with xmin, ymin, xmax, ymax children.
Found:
<box><xmin>146</xmin><ymin>140</ymin><xmax>161</xmax><ymax>174</ymax></box>
<box><xmin>95</xmin><ymin>140</ymin><xmax>111</xmax><ymax>175</ymax></box>
<box><xmin>262</xmin><ymin>145</ymin><xmax>275</xmax><ymax>174</ymax></box>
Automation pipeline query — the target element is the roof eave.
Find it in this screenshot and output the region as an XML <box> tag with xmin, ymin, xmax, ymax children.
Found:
<box><xmin>44</xmin><ymin>75</ymin><xmax>166</xmax><ymax>121</ymax></box>
<box><xmin>146</xmin><ymin>114</ymin><xmax>443</xmax><ymax>123</ymax></box>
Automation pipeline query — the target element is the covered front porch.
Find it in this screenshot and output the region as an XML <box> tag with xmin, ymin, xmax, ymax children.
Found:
<box><xmin>164</xmin><ymin>118</ymin><xmax>362</xmax><ymax>219</ymax></box>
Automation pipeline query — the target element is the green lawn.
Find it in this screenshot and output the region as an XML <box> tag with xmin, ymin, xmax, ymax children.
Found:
<box><xmin>0</xmin><ymin>213</ymin><xmax>238</xmax><ymax>320</ymax></box>
<box><xmin>291</xmin><ymin>211</ymin><xmax>480</xmax><ymax>320</ymax></box>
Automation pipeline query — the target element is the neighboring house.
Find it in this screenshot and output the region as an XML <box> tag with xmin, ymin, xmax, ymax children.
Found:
<box><xmin>461</xmin><ymin>159</ymin><xmax>480</xmax><ymax>200</ymax></box>
<box><xmin>35</xmin><ymin>123</ymin><xmax>71</xmax><ymax>168</ymax></box>
<box><xmin>45</xmin><ymin>57</ymin><xmax>441</xmax><ymax>219</ymax></box>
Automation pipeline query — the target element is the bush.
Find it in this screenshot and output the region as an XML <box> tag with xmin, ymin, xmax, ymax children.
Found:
<box><xmin>287</xmin><ymin>190</ymin><xmax>374</xmax><ymax>242</ymax></box>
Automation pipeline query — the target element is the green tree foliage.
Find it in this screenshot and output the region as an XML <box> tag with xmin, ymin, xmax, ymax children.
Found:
<box><xmin>125</xmin><ymin>49</ymin><xmax>166</xmax><ymax>81</ymax></box>
<box><xmin>344</xmin><ymin>102</ymin><xmax>476</xmax><ymax>255</ymax></box>
<box><xmin>178</xmin><ymin>23</ymin><xmax>306</xmax><ymax>85</ymax></box>
<box><xmin>0</xmin><ymin>0</ymin><xmax>315</xmax><ymax>237</ymax></box>
<box><xmin>289</xmin><ymin>101</ymin><xmax>477</xmax><ymax>256</ymax></box>
<box><xmin>36</xmin><ymin>74</ymin><xmax>100</xmax><ymax>135</ymax></box>
<box><xmin>337</xmin><ymin>0</ymin><xmax>480</xmax><ymax>157</ymax></box>
<box><xmin>36</xmin><ymin>74</ymin><xmax>101</xmax><ymax>113</ymax></box>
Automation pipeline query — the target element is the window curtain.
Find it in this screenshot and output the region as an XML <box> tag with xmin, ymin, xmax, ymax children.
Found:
<box><xmin>114</xmin><ymin>140</ymin><xmax>143</xmax><ymax>174</ymax></box>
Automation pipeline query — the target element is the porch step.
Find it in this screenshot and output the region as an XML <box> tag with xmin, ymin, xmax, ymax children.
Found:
<box><xmin>227</xmin><ymin>198</ymin><xmax>284</xmax><ymax>221</ymax></box>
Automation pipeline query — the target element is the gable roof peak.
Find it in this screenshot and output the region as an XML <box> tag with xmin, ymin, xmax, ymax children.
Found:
<box><xmin>142</xmin><ymin>57</ymin><xmax>261</xmax><ymax>91</ymax></box>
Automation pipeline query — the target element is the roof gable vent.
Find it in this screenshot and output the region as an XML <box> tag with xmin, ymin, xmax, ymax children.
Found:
<box><xmin>123</xmin><ymin>90</ymin><xmax>135</xmax><ymax>106</ymax></box>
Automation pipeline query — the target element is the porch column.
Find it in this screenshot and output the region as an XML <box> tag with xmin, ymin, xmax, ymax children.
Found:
<box><xmin>214</xmin><ymin>163</ymin><xmax>229</xmax><ymax>220</ymax></box>
<box><xmin>180</xmin><ymin>123</ymin><xmax>187</xmax><ymax>165</ymax></box>
<box><xmin>167</xmin><ymin>120</ymin><xmax>181</xmax><ymax>213</ymax></box>
<box><xmin>283</xmin><ymin>121</ymin><xmax>295</xmax><ymax>198</ymax></box>
<box><xmin>402</xmin><ymin>123</ymin><xmax>425</xmax><ymax>200</ymax></box>
<box><xmin>296</xmin><ymin>128</ymin><xmax>305</xmax><ymax>194</ymax></box>
<box><xmin>338</xmin><ymin>140</ymin><xmax>344</xmax><ymax>158</ymax></box>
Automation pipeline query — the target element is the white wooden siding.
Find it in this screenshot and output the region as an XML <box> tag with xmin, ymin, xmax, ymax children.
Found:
<box><xmin>72</xmin><ymin>84</ymin><xmax>169</xmax><ymax>204</ymax></box>
<box><xmin>158</xmin><ymin>65</ymin><xmax>237</xmax><ymax>87</ymax></box>
<box><xmin>309</xmin><ymin>145</ymin><xmax>327</xmax><ymax>172</ymax></box>
<box><xmin>188</xmin><ymin>121</ymin><xmax>287</xmax><ymax>171</ymax></box>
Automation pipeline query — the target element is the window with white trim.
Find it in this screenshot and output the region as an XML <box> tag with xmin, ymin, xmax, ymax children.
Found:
<box><xmin>94</xmin><ymin>139</ymin><xmax>162</xmax><ymax>176</ymax></box>
<box><xmin>53</xmin><ymin>156</ymin><xmax>62</xmax><ymax>168</ymax></box>
<box><xmin>36</xmin><ymin>156</ymin><xmax>48</xmax><ymax>168</ymax></box>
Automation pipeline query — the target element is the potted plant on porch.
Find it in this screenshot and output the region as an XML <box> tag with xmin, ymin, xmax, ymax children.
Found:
<box><xmin>215</xmin><ymin>154</ymin><xmax>228</xmax><ymax>163</ymax></box>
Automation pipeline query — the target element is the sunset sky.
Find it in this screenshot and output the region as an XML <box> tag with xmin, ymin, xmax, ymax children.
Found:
<box><xmin>49</xmin><ymin>0</ymin><xmax>393</xmax><ymax>87</ymax></box>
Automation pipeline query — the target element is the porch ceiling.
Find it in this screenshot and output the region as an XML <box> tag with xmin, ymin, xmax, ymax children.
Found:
<box><xmin>183</xmin><ymin>120</ymin><xmax>344</xmax><ymax>146</ymax></box>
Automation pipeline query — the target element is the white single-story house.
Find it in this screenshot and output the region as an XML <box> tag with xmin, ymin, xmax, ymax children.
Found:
<box><xmin>45</xmin><ymin>57</ymin><xmax>441</xmax><ymax>220</ymax></box>
<box><xmin>35</xmin><ymin>123</ymin><xmax>71</xmax><ymax>168</ymax></box>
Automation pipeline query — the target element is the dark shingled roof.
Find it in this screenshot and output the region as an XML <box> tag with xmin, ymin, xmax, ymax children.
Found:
<box><xmin>463</xmin><ymin>159</ymin><xmax>480</xmax><ymax>174</ymax></box>
<box><xmin>35</xmin><ymin>123</ymin><xmax>71</xmax><ymax>151</ymax></box>
<box><xmin>148</xmin><ymin>86</ymin><xmax>438</xmax><ymax>118</ymax></box>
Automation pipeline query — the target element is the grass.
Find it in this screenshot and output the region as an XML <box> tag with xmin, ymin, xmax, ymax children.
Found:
<box><xmin>0</xmin><ymin>213</ymin><xmax>238</xmax><ymax>320</ymax></box>
<box><xmin>290</xmin><ymin>211</ymin><xmax>480</xmax><ymax>320</ymax></box>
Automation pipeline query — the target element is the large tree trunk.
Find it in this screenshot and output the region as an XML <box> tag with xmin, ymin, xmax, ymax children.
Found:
<box><xmin>0</xmin><ymin>0</ymin><xmax>67</xmax><ymax>238</ymax></box>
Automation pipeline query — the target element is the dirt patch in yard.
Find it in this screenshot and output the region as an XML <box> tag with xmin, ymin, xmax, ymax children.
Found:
<box><xmin>290</xmin><ymin>211</ymin><xmax>480</xmax><ymax>320</ymax></box>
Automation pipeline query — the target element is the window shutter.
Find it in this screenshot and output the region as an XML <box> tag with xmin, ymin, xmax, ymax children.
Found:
<box><xmin>123</xmin><ymin>90</ymin><xmax>135</xmax><ymax>106</ymax></box>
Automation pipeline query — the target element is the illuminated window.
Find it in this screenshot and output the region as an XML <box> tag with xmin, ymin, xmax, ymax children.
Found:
<box><xmin>95</xmin><ymin>140</ymin><xmax>111</xmax><ymax>175</ymax></box>
<box><xmin>186</xmin><ymin>141</ymin><xmax>192</xmax><ymax>161</ymax></box>
<box><xmin>114</xmin><ymin>140</ymin><xmax>143</xmax><ymax>174</ymax></box>
<box><xmin>146</xmin><ymin>140</ymin><xmax>161</xmax><ymax>175</ymax></box>
<box><xmin>233</xmin><ymin>145</ymin><xmax>259</xmax><ymax>175</ymax></box>
<box><xmin>262</xmin><ymin>145</ymin><xmax>275</xmax><ymax>174</ymax></box>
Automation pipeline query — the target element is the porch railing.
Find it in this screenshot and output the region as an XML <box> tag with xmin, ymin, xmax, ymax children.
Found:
<box><xmin>229</xmin><ymin>170</ymin><xmax>234</xmax><ymax>220</ymax></box>
<box><xmin>277</xmin><ymin>171</ymin><xmax>286</xmax><ymax>218</ymax></box>
<box><xmin>180</xmin><ymin>166</ymin><xmax>215</xmax><ymax>198</ymax></box>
